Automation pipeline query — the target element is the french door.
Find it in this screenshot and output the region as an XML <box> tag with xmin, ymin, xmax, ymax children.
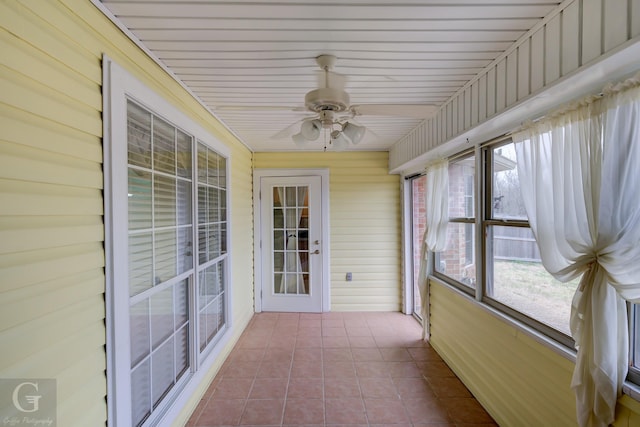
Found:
<box><xmin>259</xmin><ymin>175</ymin><xmax>325</xmax><ymax>312</ymax></box>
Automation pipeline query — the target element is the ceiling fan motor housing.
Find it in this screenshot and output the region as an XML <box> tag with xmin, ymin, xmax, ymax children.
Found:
<box><xmin>305</xmin><ymin>87</ymin><xmax>350</xmax><ymax>113</ymax></box>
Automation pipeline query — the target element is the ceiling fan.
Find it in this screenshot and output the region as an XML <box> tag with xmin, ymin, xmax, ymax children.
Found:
<box><xmin>270</xmin><ymin>54</ymin><xmax>438</xmax><ymax>150</ymax></box>
<box><xmin>212</xmin><ymin>55</ymin><xmax>438</xmax><ymax>150</ymax></box>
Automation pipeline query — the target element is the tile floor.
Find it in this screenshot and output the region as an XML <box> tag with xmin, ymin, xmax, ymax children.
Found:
<box><xmin>187</xmin><ymin>312</ymin><xmax>497</xmax><ymax>427</ymax></box>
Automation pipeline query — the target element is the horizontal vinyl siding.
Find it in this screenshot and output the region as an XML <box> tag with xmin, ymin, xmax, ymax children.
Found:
<box><xmin>0</xmin><ymin>1</ymin><xmax>254</xmax><ymax>426</ymax></box>
<box><xmin>390</xmin><ymin>0</ymin><xmax>640</xmax><ymax>171</ymax></box>
<box><xmin>429</xmin><ymin>280</ymin><xmax>577</xmax><ymax>425</ymax></box>
<box><xmin>429</xmin><ymin>279</ymin><xmax>640</xmax><ymax>426</ymax></box>
<box><xmin>254</xmin><ymin>152</ymin><xmax>402</xmax><ymax>311</ymax></box>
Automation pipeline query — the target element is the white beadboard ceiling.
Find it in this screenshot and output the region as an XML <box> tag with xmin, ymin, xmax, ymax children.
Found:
<box><xmin>100</xmin><ymin>0</ymin><xmax>561</xmax><ymax>152</ymax></box>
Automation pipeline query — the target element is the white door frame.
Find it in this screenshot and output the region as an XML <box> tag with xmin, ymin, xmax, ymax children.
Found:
<box><xmin>253</xmin><ymin>169</ymin><xmax>330</xmax><ymax>313</ymax></box>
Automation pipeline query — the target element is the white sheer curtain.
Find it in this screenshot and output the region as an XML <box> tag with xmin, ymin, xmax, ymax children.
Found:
<box><xmin>417</xmin><ymin>160</ymin><xmax>449</xmax><ymax>338</ymax></box>
<box><xmin>513</xmin><ymin>74</ymin><xmax>640</xmax><ymax>427</ymax></box>
<box><xmin>279</xmin><ymin>187</ymin><xmax>308</xmax><ymax>294</ymax></box>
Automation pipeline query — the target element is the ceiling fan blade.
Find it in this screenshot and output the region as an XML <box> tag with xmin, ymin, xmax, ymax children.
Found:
<box><xmin>351</xmin><ymin>104</ymin><xmax>438</xmax><ymax>119</ymax></box>
<box><xmin>270</xmin><ymin>117</ymin><xmax>315</xmax><ymax>140</ymax></box>
<box><xmin>213</xmin><ymin>105</ymin><xmax>308</xmax><ymax>112</ymax></box>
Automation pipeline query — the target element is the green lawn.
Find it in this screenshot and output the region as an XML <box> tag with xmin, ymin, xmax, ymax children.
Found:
<box><xmin>492</xmin><ymin>260</ymin><xmax>578</xmax><ymax>335</ymax></box>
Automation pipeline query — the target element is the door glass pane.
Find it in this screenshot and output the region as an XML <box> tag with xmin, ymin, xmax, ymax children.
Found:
<box><xmin>272</xmin><ymin>185</ymin><xmax>310</xmax><ymax>295</ymax></box>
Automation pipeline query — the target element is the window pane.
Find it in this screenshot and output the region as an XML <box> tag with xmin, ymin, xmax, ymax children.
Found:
<box><xmin>152</xmin><ymin>337</ymin><xmax>175</xmax><ymax>407</ymax></box>
<box><xmin>449</xmin><ymin>156</ymin><xmax>475</xmax><ymax>218</ymax></box>
<box><xmin>486</xmin><ymin>225</ymin><xmax>574</xmax><ymax>335</ymax></box>
<box><xmin>131</xmin><ymin>359</ymin><xmax>151</xmax><ymax>427</ymax></box>
<box><xmin>154</xmin><ymin>175</ymin><xmax>176</xmax><ymax>228</ymax></box>
<box><xmin>128</xmin><ymin>169</ymin><xmax>152</xmax><ymax>230</ymax></box>
<box><xmin>150</xmin><ymin>287</ymin><xmax>174</xmax><ymax>350</ymax></box>
<box><xmin>176</xmin><ymin>130</ymin><xmax>192</xmax><ymax>179</ymax></box>
<box><xmin>127</xmin><ymin>101</ymin><xmax>152</xmax><ymax>169</ymax></box>
<box><xmin>129</xmin><ymin>232</ymin><xmax>153</xmax><ymax>296</ymax></box>
<box><xmin>130</xmin><ymin>300</ymin><xmax>150</xmax><ymax>366</ymax></box>
<box><xmin>153</xmin><ymin>117</ymin><xmax>176</xmax><ymax>175</ymax></box>
<box><xmin>155</xmin><ymin>230</ymin><xmax>177</xmax><ymax>285</ymax></box>
<box><xmin>492</xmin><ymin>143</ymin><xmax>527</xmax><ymax>220</ymax></box>
<box><xmin>435</xmin><ymin>222</ymin><xmax>476</xmax><ymax>287</ymax></box>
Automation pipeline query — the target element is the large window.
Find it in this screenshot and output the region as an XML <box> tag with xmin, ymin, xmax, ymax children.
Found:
<box><xmin>105</xmin><ymin>59</ymin><xmax>230</xmax><ymax>427</ymax></box>
<box><xmin>483</xmin><ymin>142</ymin><xmax>575</xmax><ymax>340</ymax></box>
<box><xmin>429</xmin><ymin>141</ymin><xmax>575</xmax><ymax>342</ymax></box>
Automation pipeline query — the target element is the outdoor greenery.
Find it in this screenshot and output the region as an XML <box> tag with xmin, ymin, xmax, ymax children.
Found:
<box><xmin>492</xmin><ymin>260</ymin><xmax>579</xmax><ymax>335</ymax></box>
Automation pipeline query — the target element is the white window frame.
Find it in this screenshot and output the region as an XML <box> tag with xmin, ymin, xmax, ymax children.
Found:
<box><xmin>103</xmin><ymin>56</ymin><xmax>233</xmax><ymax>427</ymax></box>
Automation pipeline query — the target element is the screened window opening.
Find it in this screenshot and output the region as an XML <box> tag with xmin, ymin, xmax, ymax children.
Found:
<box><xmin>435</xmin><ymin>154</ymin><xmax>476</xmax><ymax>288</ymax></box>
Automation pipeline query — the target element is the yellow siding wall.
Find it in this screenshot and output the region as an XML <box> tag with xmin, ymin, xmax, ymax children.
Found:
<box><xmin>254</xmin><ymin>152</ymin><xmax>401</xmax><ymax>311</ymax></box>
<box><xmin>0</xmin><ymin>1</ymin><xmax>254</xmax><ymax>426</ymax></box>
<box><xmin>429</xmin><ymin>279</ymin><xmax>640</xmax><ymax>426</ymax></box>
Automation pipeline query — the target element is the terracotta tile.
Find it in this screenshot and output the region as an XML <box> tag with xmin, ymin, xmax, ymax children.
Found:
<box><xmin>324</xmin><ymin>360</ymin><xmax>357</xmax><ymax>378</ymax></box>
<box><xmin>427</xmin><ymin>377</ymin><xmax>472</xmax><ymax>398</ymax></box>
<box><xmin>322</xmin><ymin>336</ymin><xmax>350</xmax><ymax>348</ymax></box>
<box><xmin>223</xmin><ymin>361</ymin><xmax>260</xmax><ymax>379</ymax></box>
<box><xmin>403</xmin><ymin>398</ymin><xmax>452</xmax><ymax>423</ymax></box>
<box><xmin>374</xmin><ymin>334</ymin><xmax>415</xmax><ymax>348</ymax></box>
<box><xmin>355</xmin><ymin>361</ymin><xmax>390</xmax><ymax>378</ymax></box>
<box><xmin>379</xmin><ymin>347</ymin><xmax>413</xmax><ymax>361</ymax></box>
<box><xmin>323</xmin><ymin>377</ymin><xmax>361</xmax><ymax>398</ymax></box>
<box><xmin>345</xmin><ymin>326</ymin><xmax>371</xmax><ymax>336</ymax></box>
<box><xmin>322</xmin><ymin>319</ymin><xmax>344</xmax><ymax>328</ymax></box>
<box><xmin>291</xmin><ymin>360</ymin><xmax>323</xmax><ymax>378</ymax></box>
<box><xmin>238</xmin><ymin>335</ymin><xmax>271</xmax><ymax>349</ymax></box>
<box><xmin>393</xmin><ymin>377</ymin><xmax>436</xmax><ymax>400</ymax></box>
<box><xmin>321</xmin><ymin>312</ymin><xmax>344</xmax><ymax>320</ymax></box>
<box><xmin>196</xmin><ymin>399</ymin><xmax>245</xmax><ymax>426</ymax></box>
<box><xmin>348</xmin><ymin>335</ymin><xmax>377</xmax><ymax>348</ymax></box>
<box><xmin>388</xmin><ymin>361</ymin><xmax>423</xmax><ymax>378</ymax></box>
<box><xmin>299</xmin><ymin>318</ymin><xmax>322</xmax><ymax>328</ymax></box>
<box><xmin>267</xmin><ymin>334</ymin><xmax>296</xmax><ymax>349</ymax></box>
<box><xmin>364</xmin><ymin>398</ymin><xmax>410</xmax><ymax>424</ymax></box>
<box><xmin>287</xmin><ymin>377</ymin><xmax>323</xmax><ymax>399</ymax></box>
<box><xmin>256</xmin><ymin>360</ymin><xmax>291</xmax><ymax>378</ymax></box>
<box><xmin>323</xmin><ymin>348</ymin><xmax>353</xmax><ymax>361</ymax></box>
<box><xmin>325</xmin><ymin>398</ymin><xmax>367</xmax><ymax>424</ymax></box>
<box><xmin>351</xmin><ymin>348</ymin><xmax>383</xmax><ymax>362</ymax></box>
<box><xmin>293</xmin><ymin>347</ymin><xmax>323</xmax><ymax>362</ymax></box>
<box><xmin>295</xmin><ymin>335</ymin><xmax>323</xmax><ymax>348</ymax></box>
<box><xmin>263</xmin><ymin>347</ymin><xmax>293</xmax><ymax>363</ymax></box>
<box><xmin>367</xmin><ymin>324</ymin><xmax>396</xmax><ymax>336</ymax></box>
<box><xmin>441</xmin><ymin>397</ymin><xmax>494</xmax><ymax>423</ymax></box>
<box><xmin>408</xmin><ymin>346</ymin><xmax>440</xmax><ymax>361</ymax></box>
<box><xmin>343</xmin><ymin>318</ymin><xmax>368</xmax><ymax>328</ymax></box>
<box><xmin>249</xmin><ymin>378</ymin><xmax>288</xmax><ymax>399</ymax></box>
<box><xmin>240</xmin><ymin>399</ymin><xmax>284</xmax><ymax>425</ymax></box>
<box><xmin>418</xmin><ymin>361</ymin><xmax>456</xmax><ymax>378</ymax></box>
<box><xmin>322</xmin><ymin>326</ymin><xmax>347</xmax><ymax>337</ymax></box>
<box><xmin>297</xmin><ymin>326</ymin><xmax>322</xmax><ymax>337</ymax></box>
<box><xmin>212</xmin><ymin>378</ymin><xmax>253</xmax><ymax>399</ymax></box>
<box><xmin>228</xmin><ymin>349</ymin><xmax>265</xmax><ymax>363</ymax></box>
<box><xmin>283</xmin><ymin>398</ymin><xmax>324</xmax><ymax>424</ymax></box>
<box><xmin>359</xmin><ymin>377</ymin><xmax>399</xmax><ymax>399</ymax></box>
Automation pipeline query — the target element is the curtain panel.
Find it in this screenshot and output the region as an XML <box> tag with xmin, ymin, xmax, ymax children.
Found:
<box><xmin>513</xmin><ymin>74</ymin><xmax>640</xmax><ymax>427</ymax></box>
<box><xmin>417</xmin><ymin>160</ymin><xmax>449</xmax><ymax>338</ymax></box>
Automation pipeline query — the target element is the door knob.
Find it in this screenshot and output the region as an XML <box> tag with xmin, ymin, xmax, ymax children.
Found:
<box><xmin>312</xmin><ymin>249</ymin><xmax>320</xmax><ymax>254</ymax></box>
<box><xmin>314</xmin><ymin>240</ymin><xmax>320</xmax><ymax>245</ymax></box>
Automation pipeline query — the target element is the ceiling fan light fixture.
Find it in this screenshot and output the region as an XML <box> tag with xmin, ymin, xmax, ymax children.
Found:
<box><xmin>300</xmin><ymin>119</ymin><xmax>321</xmax><ymax>140</ymax></box>
<box><xmin>331</xmin><ymin>131</ymin><xmax>348</xmax><ymax>151</ymax></box>
<box><xmin>342</xmin><ymin>122</ymin><xmax>366</xmax><ymax>145</ymax></box>
<box><xmin>292</xmin><ymin>132</ymin><xmax>308</xmax><ymax>146</ymax></box>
